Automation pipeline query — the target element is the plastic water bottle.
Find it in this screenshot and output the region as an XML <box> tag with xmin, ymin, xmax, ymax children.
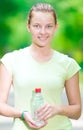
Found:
<box><xmin>32</xmin><ymin>88</ymin><xmax>44</xmax><ymax>126</ymax></box>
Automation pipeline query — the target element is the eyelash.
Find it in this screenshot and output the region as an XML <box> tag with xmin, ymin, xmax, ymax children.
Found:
<box><xmin>33</xmin><ymin>25</ymin><xmax>39</xmax><ymax>28</ymax></box>
<box><xmin>33</xmin><ymin>25</ymin><xmax>53</xmax><ymax>28</ymax></box>
<box><xmin>47</xmin><ymin>25</ymin><xmax>52</xmax><ymax>28</ymax></box>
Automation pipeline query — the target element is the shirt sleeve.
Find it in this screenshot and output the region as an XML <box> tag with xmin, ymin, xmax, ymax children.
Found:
<box><xmin>0</xmin><ymin>52</ymin><xmax>14</xmax><ymax>75</ymax></box>
<box><xmin>66</xmin><ymin>57</ymin><xmax>81</xmax><ymax>80</ymax></box>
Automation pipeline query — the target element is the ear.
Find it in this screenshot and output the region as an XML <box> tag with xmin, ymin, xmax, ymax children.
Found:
<box><xmin>55</xmin><ymin>23</ymin><xmax>58</xmax><ymax>31</ymax></box>
<box><xmin>27</xmin><ymin>23</ymin><xmax>30</xmax><ymax>32</ymax></box>
<box><xmin>55</xmin><ymin>24</ymin><xmax>58</xmax><ymax>32</ymax></box>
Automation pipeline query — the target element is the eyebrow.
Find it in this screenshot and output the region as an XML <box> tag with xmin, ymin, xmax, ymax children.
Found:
<box><xmin>33</xmin><ymin>22</ymin><xmax>54</xmax><ymax>25</ymax></box>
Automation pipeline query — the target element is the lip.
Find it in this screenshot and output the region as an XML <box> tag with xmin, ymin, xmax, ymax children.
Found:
<box><xmin>38</xmin><ymin>36</ymin><xmax>48</xmax><ymax>41</ymax></box>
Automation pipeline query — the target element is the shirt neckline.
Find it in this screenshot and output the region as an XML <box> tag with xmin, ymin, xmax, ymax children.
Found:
<box><xmin>26</xmin><ymin>46</ymin><xmax>55</xmax><ymax>65</ymax></box>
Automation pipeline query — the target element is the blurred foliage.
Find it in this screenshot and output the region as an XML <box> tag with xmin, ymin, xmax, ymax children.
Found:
<box><xmin>0</xmin><ymin>0</ymin><xmax>83</xmax><ymax>70</ymax></box>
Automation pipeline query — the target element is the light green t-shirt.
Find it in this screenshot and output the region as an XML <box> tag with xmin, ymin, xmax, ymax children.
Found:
<box><xmin>1</xmin><ymin>47</ymin><xmax>81</xmax><ymax>130</ymax></box>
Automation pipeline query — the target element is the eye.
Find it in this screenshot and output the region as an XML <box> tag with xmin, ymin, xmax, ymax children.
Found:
<box><xmin>33</xmin><ymin>24</ymin><xmax>40</xmax><ymax>28</ymax></box>
<box><xmin>47</xmin><ymin>25</ymin><xmax>53</xmax><ymax>28</ymax></box>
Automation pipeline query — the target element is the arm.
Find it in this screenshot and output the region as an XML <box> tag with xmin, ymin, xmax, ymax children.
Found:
<box><xmin>0</xmin><ymin>63</ymin><xmax>46</xmax><ymax>129</ymax></box>
<box><xmin>37</xmin><ymin>72</ymin><xmax>81</xmax><ymax>121</ymax></box>
<box><xmin>0</xmin><ymin>63</ymin><xmax>21</xmax><ymax>117</ymax></box>
<box><xmin>60</xmin><ymin>72</ymin><xmax>81</xmax><ymax>119</ymax></box>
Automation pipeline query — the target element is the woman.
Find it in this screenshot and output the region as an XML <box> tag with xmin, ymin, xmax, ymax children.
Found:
<box><xmin>0</xmin><ymin>3</ymin><xmax>81</xmax><ymax>130</ymax></box>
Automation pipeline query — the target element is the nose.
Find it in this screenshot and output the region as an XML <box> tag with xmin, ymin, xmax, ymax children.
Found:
<box><xmin>40</xmin><ymin>27</ymin><xmax>46</xmax><ymax>34</ymax></box>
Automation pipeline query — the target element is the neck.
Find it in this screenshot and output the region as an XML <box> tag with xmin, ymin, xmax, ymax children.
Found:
<box><xmin>31</xmin><ymin>44</ymin><xmax>52</xmax><ymax>55</ymax></box>
<box><xmin>29</xmin><ymin>44</ymin><xmax>54</xmax><ymax>62</ymax></box>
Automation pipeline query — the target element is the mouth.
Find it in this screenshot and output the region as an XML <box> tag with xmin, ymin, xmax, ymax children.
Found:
<box><xmin>38</xmin><ymin>36</ymin><xmax>49</xmax><ymax>41</ymax></box>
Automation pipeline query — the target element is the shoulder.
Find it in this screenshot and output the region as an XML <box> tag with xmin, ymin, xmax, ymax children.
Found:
<box><xmin>53</xmin><ymin>50</ymin><xmax>81</xmax><ymax>80</ymax></box>
<box><xmin>53</xmin><ymin>50</ymin><xmax>80</xmax><ymax>69</ymax></box>
<box><xmin>53</xmin><ymin>50</ymin><xmax>73</xmax><ymax>63</ymax></box>
<box><xmin>1</xmin><ymin>47</ymin><xmax>29</xmax><ymax>59</ymax></box>
<box><xmin>0</xmin><ymin>47</ymin><xmax>29</xmax><ymax>74</ymax></box>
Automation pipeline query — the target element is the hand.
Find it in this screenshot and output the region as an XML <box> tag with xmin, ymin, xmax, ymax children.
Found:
<box><xmin>37</xmin><ymin>103</ymin><xmax>61</xmax><ymax>121</ymax></box>
<box><xmin>24</xmin><ymin>111</ymin><xmax>48</xmax><ymax>129</ymax></box>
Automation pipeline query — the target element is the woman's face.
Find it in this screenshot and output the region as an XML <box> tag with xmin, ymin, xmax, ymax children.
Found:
<box><xmin>28</xmin><ymin>11</ymin><xmax>57</xmax><ymax>47</ymax></box>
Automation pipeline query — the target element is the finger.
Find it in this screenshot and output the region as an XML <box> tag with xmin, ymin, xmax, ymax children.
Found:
<box><xmin>39</xmin><ymin>109</ymin><xmax>51</xmax><ymax>121</ymax></box>
<box><xmin>24</xmin><ymin>112</ymin><xmax>39</xmax><ymax>128</ymax></box>
<box><xmin>39</xmin><ymin>120</ymin><xmax>48</xmax><ymax>128</ymax></box>
<box><xmin>44</xmin><ymin>111</ymin><xmax>52</xmax><ymax>120</ymax></box>
<box><xmin>28</xmin><ymin>121</ymin><xmax>39</xmax><ymax>129</ymax></box>
<box><xmin>28</xmin><ymin>120</ymin><xmax>48</xmax><ymax>129</ymax></box>
<box><xmin>37</xmin><ymin>104</ymin><xmax>51</xmax><ymax>120</ymax></box>
<box><xmin>37</xmin><ymin>103</ymin><xmax>48</xmax><ymax>112</ymax></box>
<box><xmin>37</xmin><ymin>103</ymin><xmax>49</xmax><ymax>116</ymax></box>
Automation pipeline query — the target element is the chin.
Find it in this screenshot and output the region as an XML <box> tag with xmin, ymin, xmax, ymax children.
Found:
<box><xmin>35</xmin><ymin>42</ymin><xmax>47</xmax><ymax>47</ymax></box>
<box><xmin>37</xmin><ymin>44</ymin><xmax>46</xmax><ymax>48</ymax></box>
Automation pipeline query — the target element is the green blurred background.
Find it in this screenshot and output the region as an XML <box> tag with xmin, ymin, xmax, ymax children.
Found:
<box><xmin>0</xmin><ymin>1</ymin><xmax>83</xmax><ymax>129</ymax></box>
<box><xmin>0</xmin><ymin>0</ymin><xmax>83</xmax><ymax>72</ymax></box>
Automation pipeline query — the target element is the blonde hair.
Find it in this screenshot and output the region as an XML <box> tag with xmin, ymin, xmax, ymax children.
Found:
<box><xmin>28</xmin><ymin>3</ymin><xmax>57</xmax><ymax>25</ymax></box>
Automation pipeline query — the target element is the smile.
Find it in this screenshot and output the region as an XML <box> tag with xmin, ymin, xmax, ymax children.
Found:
<box><xmin>38</xmin><ymin>37</ymin><xmax>48</xmax><ymax>41</ymax></box>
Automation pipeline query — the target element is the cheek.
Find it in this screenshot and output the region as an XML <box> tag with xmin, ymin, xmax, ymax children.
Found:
<box><xmin>30</xmin><ymin>29</ymin><xmax>39</xmax><ymax>35</ymax></box>
<box><xmin>52</xmin><ymin>29</ymin><xmax>56</xmax><ymax>35</ymax></box>
<box><xmin>29</xmin><ymin>29</ymin><xmax>36</xmax><ymax>36</ymax></box>
<box><xmin>49</xmin><ymin>31</ymin><xmax>55</xmax><ymax>37</ymax></box>
<box><xmin>31</xmin><ymin>32</ymin><xmax>38</xmax><ymax>39</ymax></box>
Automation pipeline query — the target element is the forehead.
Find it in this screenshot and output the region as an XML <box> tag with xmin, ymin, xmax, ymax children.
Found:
<box><xmin>31</xmin><ymin>11</ymin><xmax>55</xmax><ymax>23</ymax></box>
